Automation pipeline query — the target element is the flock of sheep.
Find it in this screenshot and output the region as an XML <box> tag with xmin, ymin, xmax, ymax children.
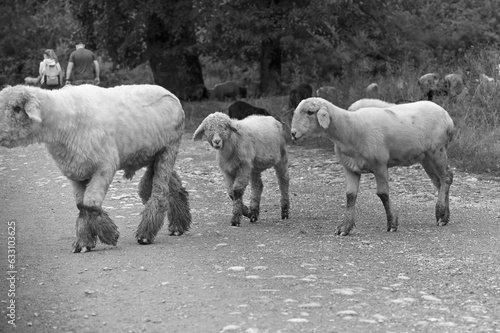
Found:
<box><xmin>0</xmin><ymin>80</ymin><xmax>456</xmax><ymax>253</ymax></box>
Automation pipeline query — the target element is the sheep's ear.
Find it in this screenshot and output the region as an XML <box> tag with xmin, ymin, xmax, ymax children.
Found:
<box><xmin>317</xmin><ymin>106</ymin><xmax>330</xmax><ymax>129</ymax></box>
<box><xmin>228</xmin><ymin>124</ymin><xmax>239</xmax><ymax>134</ymax></box>
<box><xmin>193</xmin><ymin>123</ymin><xmax>206</xmax><ymax>141</ymax></box>
<box><xmin>22</xmin><ymin>92</ymin><xmax>42</xmax><ymax>123</ymax></box>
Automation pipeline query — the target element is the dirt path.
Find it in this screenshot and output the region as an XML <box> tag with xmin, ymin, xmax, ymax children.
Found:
<box><xmin>1</xmin><ymin>135</ymin><xmax>500</xmax><ymax>333</ymax></box>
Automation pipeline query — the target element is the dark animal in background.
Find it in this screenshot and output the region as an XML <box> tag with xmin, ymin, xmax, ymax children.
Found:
<box><xmin>289</xmin><ymin>83</ymin><xmax>313</xmax><ymax>109</ymax></box>
<box><xmin>228</xmin><ymin>101</ymin><xmax>271</xmax><ymax>120</ymax></box>
<box><xmin>181</xmin><ymin>84</ymin><xmax>209</xmax><ymax>101</ymax></box>
<box><xmin>211</xmin><ymin>81</ymin><xmax>246</xmax><ymax>100</ymax></box>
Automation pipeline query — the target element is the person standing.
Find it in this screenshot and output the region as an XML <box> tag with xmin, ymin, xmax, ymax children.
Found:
<box><xmin>65</xmin><ymin>41</ymin><xmax>100</xmax><ymax>86</ymax></box>
<box><xmin>35</xmin><ymin>49</ymin><xmax>64</xmax><ymax>90</ymax></box>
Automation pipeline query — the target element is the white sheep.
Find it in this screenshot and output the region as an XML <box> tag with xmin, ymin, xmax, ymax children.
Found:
<box><xmin>0</xmin><ymin>84</ymin><xmax>191</xmax><ymax>253</ymax></box>
<box><xmin>365</xmin><ymin>82</ymin><xmax>379</xmax><ymax>97</ymax></box>
<box><xmin>347</xmin><ymin>98</ymin><xmax>395</xmax><ymax>111</ymax></box>
<box><xmin>193</xmin><ymin>112</ymin><xmax>289</xmax><ymax>226</ymax></box>
<box><xmin>291</xmin><ymin>97</ymin><xmax>454</xmax><ymax>236</ymax></box>
<box><xmin>418</xmin><ymin>73</ymin><xmax>442</xmax><ymax>100</ymax></box>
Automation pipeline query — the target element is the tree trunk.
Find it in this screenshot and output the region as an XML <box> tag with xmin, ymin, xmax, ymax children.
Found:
<box><xmin>259</xmin><ymin>37</ymin><xmax>282</xmax><ymax>95</ymax></box>
<box><xmin>148</xmin><ymin>48</ymin><xmax>204</xmax><ymax>97</ymax></box>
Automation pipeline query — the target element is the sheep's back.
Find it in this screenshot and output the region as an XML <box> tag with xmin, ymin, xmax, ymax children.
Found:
<box><xmin>233</xmin><ymin>116</ymin><xmax>286</xmax><ymax>170</ymax></box>
<box><xmin>349</xmin><ymin>101</ymin><xmax>453</xmax><ymax>167</ymax></box>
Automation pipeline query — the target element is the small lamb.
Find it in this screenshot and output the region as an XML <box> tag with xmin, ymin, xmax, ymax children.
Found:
<box><xmin>193</xmin><ymin>112</ymin><xmax>289</xmax><ymax>226</ymax></box>
<box><xmin>291</xmin><ymin>97</ymin><xmax>454</xmax><ymax>236</ymax></box>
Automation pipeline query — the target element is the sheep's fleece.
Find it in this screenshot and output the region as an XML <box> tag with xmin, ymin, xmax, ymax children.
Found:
<box><xmin>0</xmin><ymin>84</ymin><xmax>191</xmax><ymax>252</ymax></box>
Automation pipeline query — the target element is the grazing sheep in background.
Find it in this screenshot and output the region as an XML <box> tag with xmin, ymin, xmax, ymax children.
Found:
<box><xmin>24</xmin><ymin>77</ymin><xmax>40</xmax><ymax>86</ymax></box>
<box><xmin>315</xmin><ymin>86</ymin><xmax>337</xmax><ymax>103</ymax></box>
<box><xmin>418</xmin><ymin>73</ymin><xmax>443</xmax><ymax>101</ymax></box>
<box><xmin>0</xmin><ymin>84</ymin><xmax>191</xmax><ymax>252</ymax></box>
<box><xmin>291</xmin><ymin>97</ymin><xmax>454</xmax><ymax>236</ymax></box>
<box><xmin>443</xmin><ymin>73</ymin><xmax>464</xmax><ymax>99</ymax></box>
<box><xmin>193</xmin><ymin>112</ymin><xmax>289</xmax><ymax>226</ymax></box>
<box><xmin>181</xmin><ymin>84</ymin><xmax>209</xmax><ymax>101</ymax></box>
<box><xmin>228</xmin><ymin>101</ymin><xmax>271</xmax><ymax>120</ymax></box>
<box><xmin>365</xmin><ymin>83</ymin><xmax>379</xmax><ymax>97</ymax></box>
<box><xmin>348</xmin><ymin>98</ymin><xmax>395</xmax><ymax>111</ymax></box>
<box><xmin>211</xmin><ymin>81</ymin><xmax>246</xmax><ymax>100</ymax></box>
<box><xmin>289</xmin><ymin>83</ymin><xmax>313</xmax><ymax>109</ymax></box>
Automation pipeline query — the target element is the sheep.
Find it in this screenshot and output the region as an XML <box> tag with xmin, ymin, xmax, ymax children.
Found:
<box><xmin>210</xmin><ymin>81</ymin><xmax>246</xmax><ymax>100</ymax></box>
<box><xmin>348</xmin><ymin>98</ymin><xmax>395</xmax><ymax>111</ymax></box>
<box><xmin>365</xmin><ymin>83</ymin><xmax>379</xmax><ymax>97</ymax></box>
<box><xmin>181</xmin><ymin>84</ymin><xmax>209</xmax><ymax>101</ymax></box>
<box><xmin>315</xmin><ymin>86</ymin><xmax>337</xmax><ymax>103</ymax></box>
<box><xmin>443</xmin><ymin>73</ymin><xmax>464</xmax><ymax>96</ymax></box>
<box><xmin>0</xmin><ymin>84</ymin><xmax>191</xmax><ymax>253</ymax></box>
<box><xmin>228</xmin><ymin>101</ymin><xmax>271</xmax><ymax>120</ymax></box>
<box><xmin>193</xmin><ymin>112</ymin><xmax>289</xmax><ymax>226</ymax></box>
<box><xmin>291</xmin><ymin>97</ymin><xmax>454</xmax><ymax>236</ymax></box>
<box><xmin>418</xmin><ymin>73</ymin><xmax>443</xmax><ymax>101</ymax></box>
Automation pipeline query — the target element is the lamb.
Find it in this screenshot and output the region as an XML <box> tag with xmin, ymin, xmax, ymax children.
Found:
<box><xmin>365</xmin><ymin>82</ymin><xmax>379</xmax><ymax>97</ymax></box>
<box><xmin>291</xmin><ymin>97</ymin><xmax>454</xmax><ymax>236</ymax></box>
<box><xmin>315</xmin><ymin>86</ymin><xmax>337</xmax><ymax>103</ymax></box>
<box><xmin>347</xmin><ymin>98</ymin><xmax>395</xmax><ymax>111</ymax></box>
<box><xmin>418</xmin><ymin>73</ymin><xmax>443</xmax><ymax>101</ymax></box>
<box><xmin>0</xmin><ymin>84</ymin><xmax>191</xmax><ymax>253</ymax></box>
<box><xmin>228</xmin><ymin>100</ymin><xmax>271</xmax><ymax>120</ymax></box>
<box><xmin>193</xmin><ymin>112</ymin><xmax>289</xmax><ymax>226</ymax></box>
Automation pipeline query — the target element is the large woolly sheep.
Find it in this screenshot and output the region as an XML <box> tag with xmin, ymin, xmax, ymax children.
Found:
<box><xmin>193</xmin><ymin>112</ymin><xmax>289</xmax><ymax>226</ymax></box>
<box><xmin>291</xmin><ymin>97</ymin><xmax>454</xmax><ymax>236</ymax></box>
<box><xmin>0</xmin><ymin>84</ymin><xmax>191</xmax><ymax>252</ymax></box>
<box><xmin>347</xmin><ymin>98</ymin><xmax>395</xmax><ymax>111</ymax></box>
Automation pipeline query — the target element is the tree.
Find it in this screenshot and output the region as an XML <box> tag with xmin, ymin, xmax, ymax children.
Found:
<box><xmin>69</xmin><ymin>0</ymin><xmax>204</xmax><ymax>95</ymax></box>
<box><xmin>195</xmin><ymin>0</ymin><xmax>333</xmax><ymax>94</ymax></box>
<box><xmin>0</xmin><ymin>0</ymin><xmax>77</xmax><ymax>85</ymax></box>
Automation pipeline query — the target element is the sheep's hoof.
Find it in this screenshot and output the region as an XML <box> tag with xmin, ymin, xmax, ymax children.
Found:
<box><xmin>72</xmin><ymin>243</ymin><xmax>94</xmax><ymax>253</ymax></box>
<box><xmin>250</xmin><ymin>215</ymin><xmax>258</xmax><ymax>223</ymax></box>
<box><xmin>169</xmin><ymin>230</ymin><xmax>184</xmax><ymax>236</ymax></box>
<box><xmin>137</xmin><ymin>238</ymin><xmax>153</xmax><ymax>245</ymax></box>
<box><xmin>388</xmin><ymin>227</ymin><xmax>398</xmax><ymax>232</ymax></box>
<box><xmin>231</xmin><ymin>221</ymin><xmax>241</xmax><ymax>227</ymax></box>
<box><xmin>437</xmin><ymin>218</ymin><xmax>448</xmax><ymax>226</ymax></box>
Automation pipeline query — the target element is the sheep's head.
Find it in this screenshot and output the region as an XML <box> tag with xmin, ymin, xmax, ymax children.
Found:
<box><xmin>192</xmin><ymin>112</ymin><xmax>237</xmax><ymax>150</ymax></box>
<box><xmin>290</xmin><ymin>97</ymin><xmax>330</xmax><ymax>142</ymax></box>
<box><xmin>0</xmin><ymin>85</ymin><xmax>42</xmax><ymax>148</ymax></box>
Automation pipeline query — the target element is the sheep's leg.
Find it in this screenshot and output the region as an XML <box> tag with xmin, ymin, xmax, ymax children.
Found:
<box><xmin>138</xmin><ymin>163</ymin><xmax>154</xmax><ymax>204</ymax></box>
<box><xmin>72</xmin><ymin>170</ymin><xmax>119</xmax><ymax>253</ymax></box>
<box><xmin>224</xmin><ymin>172</ymin><xmax>250</xmax><ymax>221</ymax></box>
<box><xmin>249</xmin><ymin>171</ymin><xmax>263</xmax><ymax>222</ymax></box>
<box><xmin>275</xmin><ymin>158</ymin><xmax>290</xmax><ymax>219</ymax></box>
<box><xmin>373</xmin><ymin>167</ymin><xmax>398</xmax><ymax>232</ymax></box>
<box><xmin>336</xmin><ymin>168</ymin><xmax>360</xmax><ymax>236</ymax></box>
<box><xmin>136</xmin><ymin>148</ymin><xmax>177</xmax><ymax>244</ymax></box>
<box><xmin>422</xmin><ymin>154</ymin><xmax>453</xmax><ymax>226</ymax></box>
<box><xmin>230</xmin><ymin>168</ymin><xmax>251</xmax><ymax>226</ymax></box>
<box><xmin>166</xmin><ymin>170</ymin><xmax>192</xmax><ymax>236</ymax></box>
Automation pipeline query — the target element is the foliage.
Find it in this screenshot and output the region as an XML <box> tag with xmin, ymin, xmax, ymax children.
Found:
<box><xmin>0</xmin><ymin>0</ymin><xmax>78</xmax><ymax>85</ymax></box>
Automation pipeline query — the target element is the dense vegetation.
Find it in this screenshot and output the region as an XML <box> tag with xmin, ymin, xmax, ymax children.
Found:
<box><xmin>1</xmin><ymin>0</ymin><xmax>500</xmax><ymax>175</ymax></box>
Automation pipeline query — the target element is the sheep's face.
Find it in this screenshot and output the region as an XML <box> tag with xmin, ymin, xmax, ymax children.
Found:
<box><xmin>0</xmin><ymin>86</ymin><xmax>42</xmax><ymax>148</ymax></box>
<box><xmin>291</xmin><ymin>98</ymin><xmax>329</xmax><ymax>142</ymax></box>
<box><xmin>193</xmin><ymin>112</ymin><xmax>235</xmax><ymax>150</ymax></box>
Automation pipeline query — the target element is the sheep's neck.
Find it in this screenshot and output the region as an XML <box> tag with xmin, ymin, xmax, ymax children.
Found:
<box><xmin>324</xmin><ymin>106</ymin><xmax>358</xmax><ymax>147</ymax></box>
